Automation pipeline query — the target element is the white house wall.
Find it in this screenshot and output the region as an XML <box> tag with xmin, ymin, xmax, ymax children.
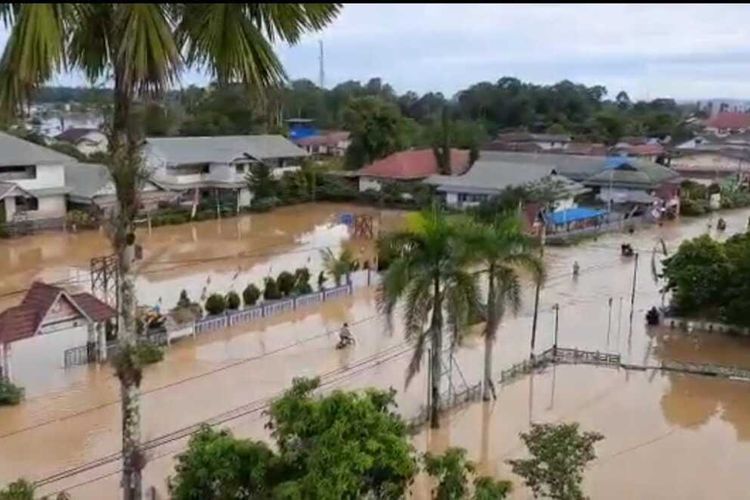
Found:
<box><xmin>14</xmin><ymin>163</ymin><xmax>66</xmax><ymax>191</ymax></box>
<box><xmin>8</xmin><ymin>324</ymin><xmax>88</xmax><ymax>394</ymax></box>
<box><xmin>25</xmin><ymin>195</ymin><xmax>66</xmax><ymax>220</ymax></box>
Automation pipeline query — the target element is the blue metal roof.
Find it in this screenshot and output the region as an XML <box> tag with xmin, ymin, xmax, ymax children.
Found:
<box><xmin>547</xmin><ymin>207</ymin><xmax>607</xmax><ymax>225</ymax></box>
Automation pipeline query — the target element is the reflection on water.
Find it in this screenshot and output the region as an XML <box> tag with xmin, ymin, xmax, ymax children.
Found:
<box><xmin>2</xmin><ymin>206</ymin><xmax>750</xmax><ymax>497</ymax></box>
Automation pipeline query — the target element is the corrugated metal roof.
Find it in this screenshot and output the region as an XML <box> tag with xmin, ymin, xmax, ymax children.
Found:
<box><xmin>146</xmin><ymin>135</ymin><xmax>307</xmax><ymax>165</ymax></box>
<box><xmin>0</xmin><ymin>131</ymin><xmax>77</xmax><ymax>165</ymax></box>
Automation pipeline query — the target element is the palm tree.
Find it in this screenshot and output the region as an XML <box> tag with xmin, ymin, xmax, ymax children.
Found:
<box><xmin>378</xmin><ymin>204</ymin><xmax>479</xmax><ymax>428</ymax></box>
<box><xmin>320</xmin><ymin>247</ymin><xmax>356</xmax><ymax>287</ymax></box>
<box><xmin>466</xmin><ymin>212</ymin><xmax>544</xmax><ymax>401</ymax></box>
<box><xmin>0</xmin><ymin>5</ymin><xmax>340</xmax><ymax>499</ymax></box>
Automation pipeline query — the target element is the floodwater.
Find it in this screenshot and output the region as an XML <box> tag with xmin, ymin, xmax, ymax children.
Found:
<box><xmin>2</xmin><ymin>205</ymin><xmax>750</xmax><ymax>498</ymax></box>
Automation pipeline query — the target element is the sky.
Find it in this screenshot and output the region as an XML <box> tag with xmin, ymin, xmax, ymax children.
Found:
<box><xmin>2</xmin><ymin>4</ymin><xmax>750</xmax><ymax>102</ymax></box>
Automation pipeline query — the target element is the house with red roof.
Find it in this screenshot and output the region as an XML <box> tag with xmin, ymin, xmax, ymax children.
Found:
<box><xmin>355</xmin><ymin>148</ymin><xmax>471</xmax><ymax>192</ymax></box>
<box><xmin>0</xmin><ymin>281</ymin><xmax>115</xmax><ymax>387</ymax></box>
<box><xmin>704</xmin><ymin>112</ymin><xmax>750</xmax><ymax>136</ymax></box>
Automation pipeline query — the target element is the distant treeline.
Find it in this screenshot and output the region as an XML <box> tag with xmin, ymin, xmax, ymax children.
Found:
<box><xmin>30</xmin><ymin>77</ymin><xmax>698</xmax><ymax>144</ymax></box>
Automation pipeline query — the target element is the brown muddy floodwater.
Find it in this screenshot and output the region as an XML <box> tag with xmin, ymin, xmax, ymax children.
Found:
<box><xmin>2</xmin><ymin>206</ymin><xmax>750</xmax><ymax>498</ymax></box>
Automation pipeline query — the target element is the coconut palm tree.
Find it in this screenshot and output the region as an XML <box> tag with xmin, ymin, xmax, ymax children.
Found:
<box><xmin>320</xmin><ymin>247</ymin><xmax>356</xmax><ymax>287</ymax></box>
<box><xmin>378</xmin><ymin>203</ymin><xmax>479</xmax><ymax>428</ymax></box>
<box><xmin>0</xmin><ymin>5</ymin><xmax>339</xmax><ymax>499</ymax></box>
<box><xmin>466</xmin><ymin>212</ymin><xmax>544</xmax><ymax>401</ymax></box>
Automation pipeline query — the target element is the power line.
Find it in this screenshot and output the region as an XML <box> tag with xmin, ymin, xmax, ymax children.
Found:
<box><xmin>0</xmin><ymin>309</ymin><xmax>393</xmax><ymax>440</ymax></box>
<box><xmin>36</xmin><ymin>342</ymin><xmax>415</xmax><ymax>494</ymax></box>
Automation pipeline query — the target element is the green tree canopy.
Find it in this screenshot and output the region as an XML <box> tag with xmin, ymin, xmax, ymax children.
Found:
<box><xmin>344</xmin><ymin>96</ymin><xmax>407</xmax><ymax>170</ymax></box>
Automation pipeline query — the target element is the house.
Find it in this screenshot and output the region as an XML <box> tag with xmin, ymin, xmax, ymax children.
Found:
<box><xmin>0</xmin><ymin>281</ymin><xmax>115</xmax><ymax>387</ymax></box>
<box><xmin>704</xmin><ymin>112</ymin><xmax>750</xmax><ymax>136</ymax></box>
<box><xmin>611</xmin><ymin>143</ymin><xmax>666</xmax><ymax>163</ymax></box>
<box><xmin>490</xmin><ymin>132</ymin><xmax>572</xmax><ymax>151</ymax></box>
<box><xmin>669</xmin><ymin>149</ymin><xmax>750</xmax><ymax>185</ymax></box>
<box><xmin>423</xmin><ymin>154</ymin><xmax>588</xmax><ymax>210</ymax></box>
<box><xmin>430</xmin><ymin>151</ymin><xmax>681</xmax><ymax>214</ymax></box>
<box><xmin>584</xmin><ymin>156</ymin><xmax>681</xmax><ymax>213</ymax></box>
<box><xmin>355</xmin><ymin>148</ymin><xmax>471</xmax><ymax>192</ymax></box>
<box><xmin>0</xmin><ymin>131</ymin><xmax>74</xmax><ymax>225</ymax></box>
<box><xmin>676</xmin><ymin>133</ymin><xmax>750</xmax><ymax>152</ymax></box>
<box><xmin>564</xmin><ymin>142</ymin><xmax>608</xmax><ymax>156</ymax></box>
<box><xmin>55</xmin><ymin>127</ymin><xmax>108</xmax><ymax>155</ymax></box>
<box><xmin>65</xmin><ymin>163</ymin><xmax>177</xmax><ymax>214</ymax></box>
<box><xmin>143</xmin><ymin>135</ymin><xmax>308</xmax><ymax>209</ymax></box>
<box><xmin>295</xmin><ymin>131</ymin><xmax>351</xmax><ymax>157</ymax></box>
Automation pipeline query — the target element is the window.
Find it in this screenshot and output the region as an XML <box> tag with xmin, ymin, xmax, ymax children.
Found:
<box><xmin>16</xmin><ymin>196</ymin><xmax>38</xmax><ymax>211</ymax></box>
<box><xmin>235</xmin><ymin>164</ymin><xmax>246</xmax><ymax>174</ymax></box>
<box><xmin>0</xmin><ymin>165</ymin><xmax>36</xmax><ymax>181</ymax></box>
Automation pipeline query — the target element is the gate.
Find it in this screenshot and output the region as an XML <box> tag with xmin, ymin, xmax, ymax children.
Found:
<box><xmin>64</xmin><ymin>342</ymin><xmax>97</xmax><ymax>368</ymax></box>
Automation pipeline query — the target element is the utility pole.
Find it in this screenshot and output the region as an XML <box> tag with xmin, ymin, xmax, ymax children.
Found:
<box><xmin>318</xmin><ymin>40</ymin><xmax>325</xmax><ymax>89</ymax></box>
<box><xmin>606</xmin><ymin>297</ymin><xmax>613</xmax><ymax>349</ymax></box>
<box><xmin>553</xmin><ymin>303</ymin><xmax>560</xmax><ymax>356</ymax></box>
<box><xmin>629</xmin><ymin>253</ymin><xmax>639</xmax><ymax>326</ymax></box>
<box><xmin>529</xmin><ymin>223</ymin><xmax>546</xmax><ymax>360</ymax></box>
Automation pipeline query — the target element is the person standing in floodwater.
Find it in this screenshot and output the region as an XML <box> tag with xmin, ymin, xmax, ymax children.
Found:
<box><xmin>573</xmin><ymin>261</ymin><xmax>580</xmax><ymax>278</ymax></box>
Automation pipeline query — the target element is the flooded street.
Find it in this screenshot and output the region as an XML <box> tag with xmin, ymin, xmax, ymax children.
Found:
<box><xmin>2</xmin><ymin>205</ymin><xmax>750</xmax><ymax>498</ymax></box>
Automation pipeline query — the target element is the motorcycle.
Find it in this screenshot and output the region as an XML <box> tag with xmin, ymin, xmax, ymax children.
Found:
<box><xmin>336</xmin><ymin>336</ymin><xmax>355</xmax><ymax>349</ymax></box>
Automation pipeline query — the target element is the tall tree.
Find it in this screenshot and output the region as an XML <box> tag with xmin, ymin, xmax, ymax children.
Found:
<box><xmin>432</xmin><ymin>106</ymin><xmax>452</xmax><ymax>175</ymax></box>
<box><xmin>466</xmin><ymin>213</ymin><xmax>543</xmax><ymax>400</ymax></box>
<box><xmin>0</xmin><ymin>5</ymin><xmax>340</xmax><ymax>499</ymax></box>
<box><xmin>377</xmin><ymin>204</ymin><xmax>479</xmax><ymax>428</ymax></box>
<box><xmin>343</xmin><ymin>96</ymin><xmax>406</xmax><ymax>170</ymax></box>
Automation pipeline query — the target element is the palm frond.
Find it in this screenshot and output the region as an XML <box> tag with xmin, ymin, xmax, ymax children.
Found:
<box><xmin>175</xmin><ymin>3</ymin><xmax>286</xmax><ymax>88</ymax></box>
<box><xmin>0</xmin><ymin>3</ymin><xmax>70</xmax><ymax>114</ymax></box>
<box><xmin>113</xmin><ymin>4</ymin><xmax>181</xmax><ymax>97</ymax></box>
<box><xmin>405</xmin><ymin>329</ymin><xmax>429</xmax><ymax>388</ymax></box>
<box><xmin>244</xmin><ymin>4</ymin><xmax>342</xmax><ymax>44</ymax></box>
<box><xmin>444</xmin><ymin>269</ymin><xmax>480</xmax><ymax>347</ymax></box>
<box><xmin>403</xmin><ymin>273</ymin><xmax>433</xmax><ymax>341</ymax></box>
<box><xmin>377</xmin><ymin>257</ymin><xmax>411</xmax><ymax>333</ymax></box>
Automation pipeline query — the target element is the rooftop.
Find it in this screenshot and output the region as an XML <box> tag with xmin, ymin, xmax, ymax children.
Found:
<box><xmin>0</xmin><ymin>282</ymin><xmax>115</xmax><ymax>344</ymax></box>
<box><xmin>55</xmin><ymin>127</ymin><xmax>102</xmax><ymax>143</ymax></box>
<box><xmin>146</xmin><ymin>135</ymin><xmax>307</xmax><ymax>165</ymax></box>
<box><xmin>0</xmin><ymin>131</ymin><xmax>76</xmax><ymax>166</ymax></box>
<box><xmin>705</xmin><ymin>112</ymin><xmax>750</xmax><ymax>130</ymax></box>
<box><xmin>358</xmin><ymin>148</ymin><xmax>471</xmax><ymax>180</ymax></box>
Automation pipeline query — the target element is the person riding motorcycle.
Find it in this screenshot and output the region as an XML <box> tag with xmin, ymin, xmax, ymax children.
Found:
<box><xmin>337</xmin><ymin>322</ymin><xmax>355</xmax><ymax>348</ymax></box>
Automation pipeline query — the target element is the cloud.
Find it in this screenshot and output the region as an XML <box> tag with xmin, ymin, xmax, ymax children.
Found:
<box><xmin>2</xmin><ymin>4</ymin><xmax>750</xmax><ymax>100</ymax></box>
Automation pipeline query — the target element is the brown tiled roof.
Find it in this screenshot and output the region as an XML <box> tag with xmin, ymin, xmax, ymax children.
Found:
<box><xmin>0</xmin><ymin>282</ymin><xmax>115</xmax><ymax>345</ymax></box>
<box><xmin>618</xmin><ymin>136</ymin><xmax>649</xmax><ymax>146</ymax></box>
<box><xmin>358</xmin><ymin>148</ymin><xmax>470</xmax><ymax>180</ymax></box>
<box><xmin>614</xmin><ymin>143</ymin><xmax>665</xmax><ymax>156</ymax></box>
<box><xmin>0</xmin><ymin>306</ymin><xmax>39</xmax><ymax>344</ymax></box>
<box><xmin>705</xmin><ymin>112</ymin><xmax>750</xmax><ymax>130</ymax></box>
<box><xmin>71</xmin><ymin>293</ymin><xmax>116</xmax><ymax>322</ymax></box>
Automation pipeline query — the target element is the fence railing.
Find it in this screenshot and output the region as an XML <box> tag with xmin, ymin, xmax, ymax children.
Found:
<box><xmin>193</xmin><ymin>283</ymin><xmax>353</xmax><ymax>337</ymax></box>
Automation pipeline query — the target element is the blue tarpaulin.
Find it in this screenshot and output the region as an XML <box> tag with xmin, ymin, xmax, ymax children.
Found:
<box><xmin>547</xmin><ymin>207</ymin><xmax>607</xmax><ymax>225</ymax></box>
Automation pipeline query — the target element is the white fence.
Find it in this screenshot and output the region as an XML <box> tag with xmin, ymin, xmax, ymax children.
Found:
<box><xmin>192</xmin><ymin>283</ymin><xmax>353</xmax><ymax>336</ymax></box>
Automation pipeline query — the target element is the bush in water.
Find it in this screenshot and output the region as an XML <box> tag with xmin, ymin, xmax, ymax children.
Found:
<box><xmin>277</xmin><ymin>271</ymin><xmax>296</xmax><ymax>297</ymax></box>
<box><xmin>226</xmin><ymin>291</ymin><xmax>241</xmax><ymax>310</ymax></box>
<box><xmin>136</xmin><ymin>343</ymin><xmax>164</xmax><ymax>365</ymax></box>
<box><xmin>243</xmin><ymin>284</ymin><xmax>261</xmax><ymax>306</ymax></box>
<box><xmin>205</xmin><ymin>293</ymin><xmax>227</xmax><ymax>316</ymax></box>
<box><xmin>263</xmin><ymin>277</ymin><xmax>282</xmax><ymax>301</ymax></box>
<box><xmin>0</xmin><ymin>379</ymin><xmax>24</xmax><ymax>406</ymax></box>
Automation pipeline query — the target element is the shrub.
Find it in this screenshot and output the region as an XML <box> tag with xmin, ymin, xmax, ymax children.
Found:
<box><xmin>249</xmin><ymin>197</ymin><xmax>278</xmax><ymax>213</ymax></box>
<box><xmin>205</xmin><ymin>293</ymin><xmax>227</xmax><ymax>316</ymax></box>
<box><xmin>225</xmin><ymin>291</ymin><xmax>241</xmax><ymax>310</ymax></box>
<box><xmin>277</xmin><ymin>271</ymin><xmax>296</xmax><ymax>297</ymax></box>
<box><xmin>0</xmin><ymin>379</ymin><xmax>24</xmax><ymax>406</ymax></box>
<box><xmin>136</xmin><ymin>343</ymin><xmax>164</xmax><ymax>365</ymax></box>
<box><xmin>680</xmin><ymin>198</ymin><xmax>707</xmax><ymax>217</ymax></box>
<box><xmin>263</xmin><ymin>277</ymin><xmax>282</xmax><ymax>301</ymax></box>
<box><xmin>0</xmin><ymin>479</ymin><xmax>35</xmax><ymax>499</ymax></box>
<box><xmin>317</xmin><ymin>271</ymin><xmax>327</xmax><ymax>291</ymax></box>
<box><xmin>243</xmin><ymin>284</ymin><xmax>261</xmax><ymax>306</ymax></box>
<box><xmin>293</xmin><ymin>267</ymin><xmax>313</xmax><ymax>295</ymax></box>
